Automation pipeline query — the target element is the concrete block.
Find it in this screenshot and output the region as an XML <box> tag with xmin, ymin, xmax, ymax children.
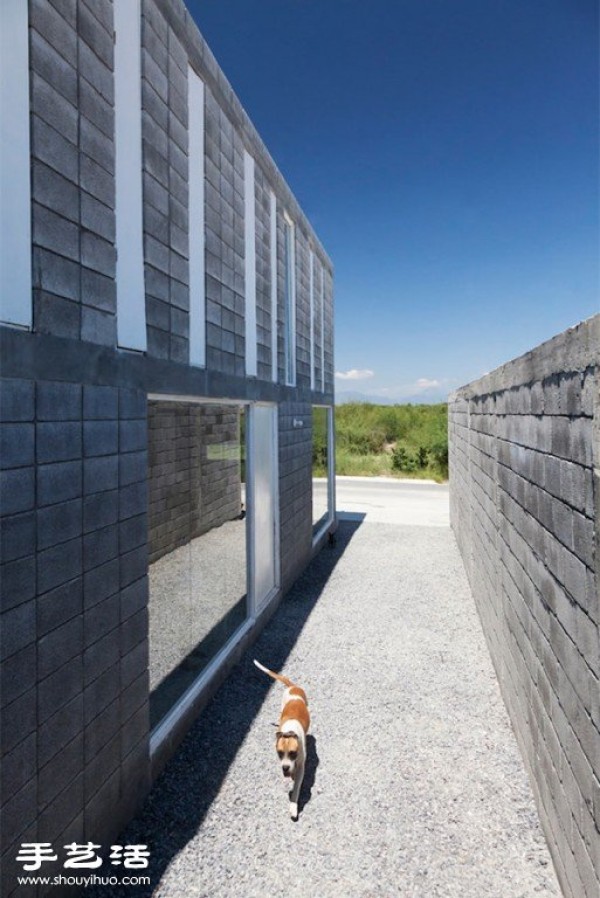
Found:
<box><xmin>119</xmin><ymin>390</ymin><xmax>146</xmax><ymax>420</ymax></box>
<box><xmin>80</xmin><ymin>79</ymin><xmax>113</xmax><ymax>140</ymax></box>
<box><xmin>169</xmin><ymin>335</ymin><xmax>188</xmax><ymax>364</ymax></box>
<box><xmin>0</xmin><ymin>379</ymin><xmax>35</xmax><ymax>423</ymax></box>
<box><xmin>120</xmin><ymin>576</ymin><xmax>148</xmax><ymax>622</ymax></box>
<box><xmin>119</xmin><ymin>608</ymin><xmax>148</xmax><ymax>655</ymax></box>
<box><xmin>81</xmin><ymin>268</ymin><xmax>117</xmax><ymax>314</ymax></box>
<box><xmin>32</xmin><ymin>159</ymin><xmax>79</xmax><ymax>224</ymax></box>
<box><xmin>0</xmin><ymin>555</ymin><xmax>36</xmax><ymax>611</ymax></box>
<box><xmin>37</xmin><ymin>498</ymin><xmax>82</xmax><ymax>550</ymax></box>
<box><xmin>142</xmin><ymin>50</ymin><xmax>168</xmax><ymax>103</ymax></box>
<box><xmin>38</xmin><ymin>732</ymin><xmax>83</xmax><ymax>811</ymax></box>
<box><xmin>84</xmin><ymin>729</ymin><xmax>120</xmax><ymax>800</ymax></box>
<box><xmin>81</xmin><ymin>230</ymin><xmax>116</xmax><ymax>277</ymax></box>
<box><xmin>83</xmin><ymin>422</ymin><xmax>119</xmax><ymax>458</ymax></box>
<box><xmin>30</xmin><ymin>0</ymin><xmax>77</xmax><ymax>65</ymax></box>
<box><xmin>34</xmin><ymin>290</ymin><xmax>81</xmax><ymax>339</ymax></box>
<box><xmin>37</xmin><ymin>655</ymin><xmax>83</xmax><ymax>725</ymax></box>
<box><xmin>37</xmin><ymin>421</ymin><xmax>82</xmax><ymax>463</ymax></box>
<box><xmin>83</xmin><ymin>593</ymin><xmax>120</xmax><ymax>647</ymax></box>
<box><xmin>81</xmin><ymin>194</ymin><xmax>115</xmax><ymax>245</ymax></box>
<box><xmin>0</xmin><ymin>423</ymin><xmax>34</xmax><ymax>469</ymax></box>
<box><xmin>559</xmin><ymin>372</ymin><xmax>583</xmax><ymax>416</ymax></box>
<box><xmin>83</xmin><ymin>523</ymin><xmax>118</xmax><ymax>572</ymax></box>
<box><xmin>37</xmin><ymin>536</ymin><xmax>82</xmax><ymax>595</ymax></box>
<box><xmin>144</xmin><ymin>235</ymin><xmax>169</xmax><ymax>274</ymax></box>
<box><xmin>118</xmin><ymin>420</ymin><xmax>147</xmax><ymax>454</ymax></box>
<box><xmin>78</xmin><ymin>2</ymin><xmax>113</xmax><ymax>67</ymax></box>
<box><xmin>37</xmin><ymin>576</ymin><xmax>82</xmax><ymax>638</ymax></box>
<box><xmin>31</xmin><ymin>72</ymin><xmax>78</xmax><ymax>146</ymax></box>
<box><xmin>572</xmin><ymin>510</ymin><xmax>594</xmax><ymax>569</ymax></box>
<box><xmin>81</xmin><ymin>305</ymin><xmax>117</xmax><ymax>347</ymax></box>
<box><xmin>0</xmin><ymin>733</ymin><xmax>36</xmax><ymax>807</ymax></box>
<box><xmin>84</xmin><ymin>631</ymin><xmax>120</xmax><ymax>689</ymax></box>
<box><xmin>1</xmin><ymin>600</ymin><xmax>36</xmax><ymax>662</ymax></box>
<box><xmin>83</xmin><ymin>489</ymin><xmax>119</xmax><ymax>534</ymax></box>
<box><xmin>31</xmin><ymin>115</ymin><xmax>79</xmax><ymax>182</ymax></box>
<box><xmin>37</xmin><ymin>460</ymin><xmax>82</xmax><ymax>507</ymax></box>
<box><xmin>83</xmin><ymin>455</ymin><xmax>118</xmax><ymax>494</ymax></box>
<box><xmin>0</xmin><ymin>643</ymin><xmax>36</xmax><ymax>709</ymax></box>
<box><xmin>83</xmin><ymin>662</ymin><xmax>120</xmax><ymax>726</ymax></box>
<box><xmin>81</xmin><ymin>0</ymin><xmax>111</xmax><ymax>32</ymax></box>
<box><xmin>119</xmin><ymin>545</ymin><xmax>147</xmax><ymax>589</ymax></box>
<box><xmin>0</xmin><ymin>687</ymin><xmax>36</xmax><ymax>756</ymax></box>
<box><xmin>80</xmin><ymin>154</ymin><xmax>114</xmax><ymax>207</ymax></box>
<box><xmin>30</xmin><ymin>29</ymin><xmax>77</xmax><ymax>106</ymax></box>
<box><xmin>79</xmin><ymin>39</ymin><xmax>113</xmax><ymax>103</ymax></box>
<box><xmin>38</xmin><ymin>693</ymin><xmax>83</xmax><ymax>768</ymax></box>
<box><xmin>0</xmin><ymin>779</ymin><xmax>36</xmax><ymax>848</ymax></box>
<box><xmin>0</xmin><ymin>512</ymin><xmax>35</xmax><ymax>563</ymax></box>
<box><xmin>37</xmin><ymin>380</ymin><xmax>81</xmax><ymax>421</ymax></box>
<box><xmin>83</xmin><ymin>385</ymin><xmax>118</xmax><ymax>420</ymax></box>
<box><xmin>83</xmin><ymin>558</ymin><xmax>119</xmax><ymax>610</ymax></box>
<box><xmin>570</xmin><ymin>417</ymin><xmax>593</xmax><ymax>467</ymax></box>
<box><xmin>147</xmin><ymin>296</ymin><xmax>170</xmax><ymax>331</ymax></box>
<box><xmin>119</xmin><ymin>513</ymin><xmax>146</xmax><ymax>555</ymax></box>
<box><xmin>581</xmin><ymin>369</ymin><xmax>595</xmax><ymax>416</ymax></box>
<box><xmin>170</xmin><ymin>279</ymin><xmax>189</xmax><ymax>312</ymax></box>
<box><xmin>33</xmin><ymin>248</ymin><xmax>80</xmax><ymax>301</ymax></box>
<box><xmin>33</xmin><ymin>202</ymin><xmax>79</xmax><ymax>261</ymax></box>
<box><xmin>119</xmin><ymin>451</ymin><xmax>147</xmax><ymax>487</ymax></box>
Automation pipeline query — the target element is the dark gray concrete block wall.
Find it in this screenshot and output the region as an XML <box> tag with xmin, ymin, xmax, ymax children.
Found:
<box><xmin>448</xmin><ymin>316</ymin><xmax>600</xmax><ymax>898</ymax></box>
<box><xmin>1</xmin><ymin>0</ymin><xmax>333</xmax><ymax>891</ymax></box>
<box><xmin>0</xmin><ymin>379</ymin><xmax>149</xmax><ymax>893</ymax></box>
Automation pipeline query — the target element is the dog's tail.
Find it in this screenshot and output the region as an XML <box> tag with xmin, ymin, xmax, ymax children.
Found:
<box><xmin>253</xmin><ymin>659</ymin><xmax>295</xmax><ymax>689</ymax></box>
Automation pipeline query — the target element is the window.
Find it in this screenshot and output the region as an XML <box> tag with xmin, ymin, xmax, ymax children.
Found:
<box><xmin>147</xmin><ymin>399</ymin><xmax>248</xmax><ymax>731</ymax></box>
<box><xmin>188</xmin><ymin>66</ymin><xmax>206</xmax><ymax>366</ymax></box>
<box><xmin>312</xmin><ymin>405</ymin><xmax>334</xmax><ymax>537</ymax></box>
<box><xmin>283</xmin><ymin>214</ymin><xmax>296</xmax><ymax>385</ymax></box>
<box><xmin>244</xmin><ymin>151</ymin><xmax>257</xmax><ymax>376</ymax></box>
<box><xmin>0</xmin><ymin>0</ymin><xmax>31</xmax><ymax>328</ymax></box>
<box><xmin>114</xmin><ymin>0</ymin><xmax>146</xmax><ymax>350</ymax></box>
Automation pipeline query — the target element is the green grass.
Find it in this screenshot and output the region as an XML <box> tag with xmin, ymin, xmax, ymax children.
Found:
<box><xmin>313</xmin><ymin>402</ymin><xmax>449</xmax><ymax>483</ymax></box>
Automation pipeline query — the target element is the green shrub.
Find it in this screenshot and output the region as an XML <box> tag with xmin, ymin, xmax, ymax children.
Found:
<box><xmin>335</xmin><ymin>402</ymin><xmax>448</xmax><ymax>480</ymax></box>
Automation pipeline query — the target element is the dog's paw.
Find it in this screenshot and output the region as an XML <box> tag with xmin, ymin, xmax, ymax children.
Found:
<box><xmin>289</xmin><ymin>802</ymin><xmax>298</xmax><ymax>820</ymax></box>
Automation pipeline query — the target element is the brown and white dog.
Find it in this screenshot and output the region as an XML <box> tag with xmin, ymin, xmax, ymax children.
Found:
<box><xmin>253</xmin><ymin>659</ymin><xmax>310</xmax><ymax>820</ymax></box>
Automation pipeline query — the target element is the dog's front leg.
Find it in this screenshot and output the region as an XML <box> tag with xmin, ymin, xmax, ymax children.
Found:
<box><xmin>288</xmin><ymin>763</ymin><xmax>304</xmax><ymax>820</ymax></box>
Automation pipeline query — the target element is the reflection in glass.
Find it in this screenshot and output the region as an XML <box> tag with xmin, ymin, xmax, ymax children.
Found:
<box><xmin>312</xmin><ymin>405</ymin><xmax>331</xmax><ymax>533</ymax></box>
<box><xmin>147</xmin><ymin>400</ymin><xmax>247</xmax><ymax>730</ymax></box>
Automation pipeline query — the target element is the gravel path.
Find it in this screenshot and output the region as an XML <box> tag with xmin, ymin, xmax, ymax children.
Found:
<box><xmin>99</xmin><ymin>519</ymin><xmax>560</xmax><ymax>898</ymax></box>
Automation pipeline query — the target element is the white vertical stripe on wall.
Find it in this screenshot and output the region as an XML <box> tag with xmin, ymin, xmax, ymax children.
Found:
<box><xmin>188</xmin><ymin>68</ymin><xmax>206</xmax><ymax>367</ymax></box>
<box><xmin>270</xmin><ymin>190</ymin><xmax>277</xmax><ymax>382</ymax></box>
<box><xmin>114</xmin><ymin>0</ymin><xmax>146</xmax><ymax>351</ymax></box>
<box><xmin>244</xmin><ymin>150</ymin><xmax>257</xmax><ymax>377</ymax></box>
<box><xmin>320</xmin><ymin>264</ymin><xmax>325</xmax><ymax>392</ymax></box>
<box><xmin>309</xmin><ymin>250</ymin><xmax>315</xmax><ymax>390</ymax></box>
<box><xmin>0</xmin><ymin>0</ymin><xmax>32</xmax><ymax>328</ymax></box>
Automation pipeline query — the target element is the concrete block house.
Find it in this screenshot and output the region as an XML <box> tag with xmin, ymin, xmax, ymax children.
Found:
<box><xmin>0</xmin><ymin>0</ymin><xmax>335</xmax><ymax>890</ymax></box>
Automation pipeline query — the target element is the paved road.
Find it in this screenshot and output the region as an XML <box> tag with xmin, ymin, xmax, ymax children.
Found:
<box><xmin>98</xmin><ymin>484</ymin><xmax>559</xmax><ymax>898</ymax></box>
<box><xmin>333</xmin><ymin>475</ymin><xmax>450</xmax><ymax>527</ymax></box>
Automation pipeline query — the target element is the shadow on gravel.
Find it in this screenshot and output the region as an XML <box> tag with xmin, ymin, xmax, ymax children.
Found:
<box><xmin>90</xmin><ymin>518</ymin><xmax>364</xmax><ymax>898</ymax></box>
<box><xmin>297</xmin><ymin>734</ymin><xmax>319</xmax><ymax>818</ymax></box>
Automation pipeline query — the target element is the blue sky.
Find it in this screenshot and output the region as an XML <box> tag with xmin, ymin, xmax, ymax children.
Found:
<box><xmin>188</xmin><ymin>0</ymin><xmax>599</xmax><ymax>403</ymax></box>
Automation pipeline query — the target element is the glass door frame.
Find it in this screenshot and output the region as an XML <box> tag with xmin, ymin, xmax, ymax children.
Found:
<box><xmin>148</xmin><ymin>393</ymin><xmax>281</xmax><ymax>760</ymax></box>
<box><xmin>312</xmin><ymin>403</ymin><xmax>336</xmax><ymax>545</ymax></box>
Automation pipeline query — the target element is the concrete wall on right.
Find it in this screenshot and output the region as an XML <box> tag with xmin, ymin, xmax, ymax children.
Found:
<box><xmin>448</xmin><ymin>315</ymin><xmax>599</xmax><ymax>898</ymax></box>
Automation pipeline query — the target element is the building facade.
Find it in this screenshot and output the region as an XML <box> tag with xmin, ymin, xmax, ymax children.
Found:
<box><xmin>0</xmin><ymin>0</ymin><xmax>335</xmax><ymax>891</ymax></box>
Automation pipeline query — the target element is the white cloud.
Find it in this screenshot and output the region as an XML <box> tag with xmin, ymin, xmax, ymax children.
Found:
<box><xmin>335</xmin><ymin>368</ymin><xmax>375</xmax><ymax>381</ymax></box>
<box><xmin>414</xmin><ymin>378</ymin><xmax>441</xmax><ymax>390</ymax></box>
